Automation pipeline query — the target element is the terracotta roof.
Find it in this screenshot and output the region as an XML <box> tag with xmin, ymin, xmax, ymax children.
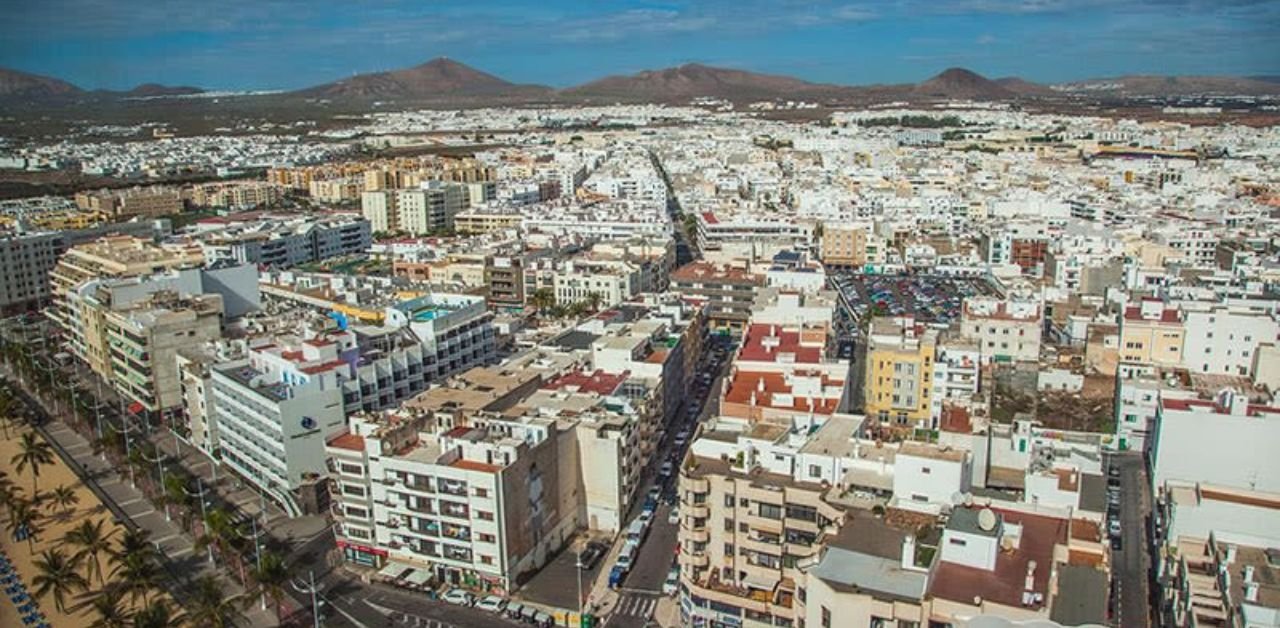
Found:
<box><xmin>542</xmin><ymin>369</ymin><xmax>629</xmax><ymax>395</ymax></box>
<box><xmin>452</xmin><ymin>459</ymin><xmax>500</xmax><ymax>474</ymax></box>
<box><xmin>738</xmin><ymin>324</ymin><xmax>823</xmax><ymax>363</ymax></box>
<box><xmin>300</xmin><ymin>359</ymin><xmax>346</xmax><ymax>375</ymax></box>
<box><xmin>1123</xmin><ymin>306</ymin><xmax>1181</xmax><ymax>323</ymax></box>
<box><xmin>939</xmin><ymin>405</ymin><xmax>972</xmax><ymax>434</ymax></box>
<box><xmin>327</xmin><ymin>433</ymin><xmax>365</xmax><ymax>452</ymax></box>
<box><xmin>723</xmin><ymin>371</ymin><xmax>842</xmax><ymax>414</ymax></box>
<box><xmin>702</xmin><ymin>211</ymin><xmax>719</xmax><ymax>225</ymax></box>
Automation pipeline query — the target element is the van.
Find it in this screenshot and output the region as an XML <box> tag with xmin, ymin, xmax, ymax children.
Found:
<box><xmin>616</xmin><ymin>540</ymin><xmax>639</xmax><ymax>570</ymax></box>
<box><xmin>626</xmin><ymin>520</ymin><xmax>648</xmax><ymax>545</ymax></box>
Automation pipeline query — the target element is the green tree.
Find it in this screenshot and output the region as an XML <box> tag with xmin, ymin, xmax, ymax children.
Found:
<box><xmin>250</xmin><ymin>551</ymin><xmax>292</xmax><ymax>620</ymax></box>
<box><xmin>133</xmin><ymin>599</ymin><xmax>186</xmax><ymax>628</ymax></box>
<box><xmin>80</xmin><ymin>586</ymin><xmax>132</xmax><ymax>628</ymax></box>
<box><xmin>109</xmin><ymin>549</ymin><xmax>163</xmax><ymax>605</ymax></box>
<box><xmin>530</xmin><ymin>287</ymin><xmax>556</xmax><ymax>312</ymax></box>
<box><xmin>65</xmin><ymin>518</ymin><xmax>116</xmax><ymax>587</ymax></box>
<box><xmin>31</xmin><ymin>548</ymin><xmax>88</xmax><ymax>613</ymax></box>
<box><xmin>11</xmin><ymin>431</ymin><xmax>55</xmax><ymax>493</ymax></box>
<box><xmin>46</xmin><ymin>483</ymin><xmax>80</xmax><ymax>518</ymax></box>
<box><xmin>5</xmin><ymin>496</ymin><xmax>41</xmax><ymax>551</ymax></box>
<box><xmin>187</xmin><ymin>575</ymin><xmax>246</xmax><ymax>628</ymax></box>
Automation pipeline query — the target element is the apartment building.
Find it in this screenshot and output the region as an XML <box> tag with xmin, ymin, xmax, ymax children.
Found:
<box><xmin>188</xmin><ymin>181</ymin><xmax>285</xmax><ymax>210</ymax></box>
<box><xmin>103</xmin><ymin>291</ymin><xmax>225</xmax><ymax>415</ymax></box>
<box><xmin>1118</xmin><ymin>298</ymin><xmax>1185</xmax><ymax>367</ymax></box>
<box><xmin>1151</xmin><ymin>390</ymin><xmax>1280</xmax><ymax>494</ymax></box>
<box><xmin>551</xmin><ymin>259</ymin><xmax>639</xmax><ymax>309</ymax></box>
<box><xmin>670</xmin><ymin>262</ymin><xmax>765</xmax><ymax>336</ymax></box>
<box><xmin>818</xmin><ymin>223</ymin><xmax>873</xmax><ymax>268</ymax></box>
<box><xmin>1178</xmin><ymin>302</ymin><xmax>1279</xmax><ymax>377</ymax></box>
<box><xmin>484</xmin><ymin>255</ymin><xmax>526</xmax><ymax>309</ymax></box>
<box><xmin>327</xmin><ymin>409</ymin><xmax>580</xmax><ymax>594</ymax></box>
<box><xmin>49</xmin><ymin>236</ymin><xmax>204</xmax><ymax>332</ymax></box>
<box><xmin>76</xmin><ymin>187</ymin><xmax>184</xmax><ymax>219</ymax></box>
<box><xmin>209</xmin><ymin>343</ymin><xmax>347</xmax><ymax>517</ymax></box>
<box><xmin>960</xmin><ymin>297</ymin><xmax>1043</xmax><ymax>364</ymax></box>
<box><xmin>192</xmin><ymin>212</ymin><xmax>371</xmax><ymax>268</ymax></box>
<box><xmin>0</xmin><ymin>229</ymin><xmax>67</xmax><ymax>313</ymax></box>
<box><xmin>363</xmin><ymin>183</ymin><xmax>471</xmax><ymax>235</ymax></box>
<box><xmin>455</xmin><ymin>211</ymin><xmax>523</xmax><ymax>235</ymax></box>
<box><xmin>309</xmin><ymin>177</ymin><xmax>363</xmax><ymax>203</ymax></box>
<box><xmin>862</xmin><ymin>317</ymin><xmax>937</xmax><ymax>431</ymax></box>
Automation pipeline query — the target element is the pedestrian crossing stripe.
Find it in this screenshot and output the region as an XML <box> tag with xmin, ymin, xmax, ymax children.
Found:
<box><xmin>616</xmin><ymin>595</ymin><xmax>657</xmax><ymax>617</ymax></box>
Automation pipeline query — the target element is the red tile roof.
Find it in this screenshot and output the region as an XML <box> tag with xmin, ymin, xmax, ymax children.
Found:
<box><xmin>542</xmin><ymin>369</ymin><xmax>629</xmax><ymax>395</ymax></box>
<box><xmin>1123</xmin><ymin>306</ymin><xmax>1181</xmax><ymax>323</ymax></box>
<box><xmin>738</xmin><ymin>324</ymin><xmax>823</xmax><ymax>363</ymax></box>
<box><xmin>452</xmin><ymin>459</ymin><xmax>500</xmax><ymax>474</ymax></box>
<box><xmin>939</xmin><ymin>405</ymin><xmax>972</xmax><ymax>434</ymax></box>
<box><xmin>701</xmin><ymin>211</ymin><xmax>719</xmax><ymax>225</ymax></box>
<box><xmin>327</xmin><ymin>432</ymin><xmax>365</xmax><ymax>452</ymax></box>
<box><xmin>299</xmin><ymin>359</ymin><xmax>346</xmax><ymax>375</ymax></box>
<box><xmin>723</xmin><ymin>371</ymin><xmax>842</xmax><ymax>414</ymax></box>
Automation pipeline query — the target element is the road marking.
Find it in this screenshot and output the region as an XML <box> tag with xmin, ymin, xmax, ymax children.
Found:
<box><xmin>116</xmin><ymin>497</ymin><xmax>145</xmax><ymax>508</ymax></box>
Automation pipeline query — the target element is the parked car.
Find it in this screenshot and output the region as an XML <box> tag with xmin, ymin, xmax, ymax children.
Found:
<box><xmin>663</xmin><ymin>566</ymin><xmax>680</xmax><ymax>595</ymax></box>
<box><xmin>660</xmin><ymin>461</ymin><xmax>674</xmax><ymax>478</ymax></box>
<box><xmin>442</xmin><ymin>589</ymin><xmax>475</xmax><ymax>607</ymax></box>
<box><xmin>668</xmin><ymin>507</ymin><xmax>680</xmax><ymax>525</ymax></box>
<box><xmin>1108</xmin><ymin>519</ymin><xmax>1122</xmax><ymax>537</ymax></box>
<box><xmin>1110</xmin><ymin>536</ymin><xmax>1122</xmax><ymax>551</ymax></box>
<box><xmin>608</xmin><ymin>565</ymin><xmax>628</xmax><ymax>589</ymax></box>
<box><xmin>476</xmin><ymin>595</ymin><xmax>507</xmax><ymax>613</ymax></box>
<box><xmin>579</xmin><ymin>542</ymin><xmax>607</xmax><ymax>570</ymax></box>
<box><xmin>674</xmin><ymin>430</ymin><xmax>690</xmax><ymax>448</ymax></box>
<box><xmin>505</xmin><ymin>602</ymin><xmax>525</xmax><ymax>620</ymax></box>
<box><xmin>638</xmin><ymin>510</ymin><xmax>654</xmax><ymax>527</ymax></box>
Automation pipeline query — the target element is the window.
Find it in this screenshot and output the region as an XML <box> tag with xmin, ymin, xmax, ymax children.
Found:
<box><xmin>758</xmin><ymin>503</ymin><xmax>783</xmax><ymax>520</ymax></box>
<box><xmin>478</xmin><ymin>533</ymin><xmax>496</xmax><ymax>543</ymax></box>
<box><xmin>724</xmin><ymin>495</ymin><xmax>736</xmax><ymax>507</ymax></box>
<box><xmin>921</xmin><ymin>467</ymin><xmax>931</xmax><ymax>475</ymax></box>
<box><xmin>341</xmin><ymin>484</ymin><xmax>365</xmax><ymax>497</ymax></box>
<box><xmin>808</xmin><ymin>465</ymin><xmax>821</xmax><ymax>478</ymax></box>
<box><xmin>724</xmin><ymin>519</ymin><xmax>735</xmax><ymax>532</ymax></box>
<box><xmin>724</xmin><ymin>543</ymin><xmax>735</xmax><ymax>555</ymax></box>
<box><xmin>821</xmin><ymin>606</ymin><xmax>832</xmax><ymax>628</ymax></box>
<box><xmin>475</xmin><ymin>510</ymin><xmax>494</xmax><ymax>521</ymax></box>
<box><xmin>345</xmin><ymin>506</ymin><xmax>368</xmax><ymax>518</ymax></box>
<box><xmin>339</xmin><ymin>463</ymin><xmax>363</xmax><ymax>475</ymax></box>
<box><xmin>474</xmin><ymin>487</ymin><xmax>488</xmax><ymax>498</ymax></box>
<box><xmin>949</xmin><ymin>537</ymin><xmax>967</xmax><ymax>547</ymax></box>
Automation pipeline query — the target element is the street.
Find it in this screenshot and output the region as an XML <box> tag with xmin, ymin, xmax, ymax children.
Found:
<box><xmin>1109</xmin><ymin>452</ymin><xmax>1152</xmax><ymax>628</ymax></box>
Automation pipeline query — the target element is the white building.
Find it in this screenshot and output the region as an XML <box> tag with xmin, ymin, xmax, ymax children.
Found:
<box><xmin>1152</xmin><ymin>390</ymin><xmax>1280</xmax><ymax>494</ymax></box>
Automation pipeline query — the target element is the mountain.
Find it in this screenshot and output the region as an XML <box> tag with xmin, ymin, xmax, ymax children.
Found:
<box><xmin>0</xmin><ymin>67</ymin><xmax>83</xmax><ymax>99</ymax></box>
<box><xmin>1054</xmin><ymin>75</ymin><xmax>1280</xmax><ymax>97</ymax></box>
<box><xmin>297</xmin><ymin>57</ymin><xmax>550</xmax><ymax>100</ymax></box>
<box><xmin>122</xmin><ymin>83</ymin><xmax>204</xmax><ymax>98</ymax></box>
<box><xmin>912</xmin><ymin>68</ymin><xmax>1016</xmax><ymax>100</ymax></box>
<box><xmin>993</xmin><ymin>77</ymin><xmax>1057</xmax><ymax>97</ymax></box>
<box><xmin>562</xmin><ymin>63</ymin><xmax>845</xmax><ymax>102</ymax></box>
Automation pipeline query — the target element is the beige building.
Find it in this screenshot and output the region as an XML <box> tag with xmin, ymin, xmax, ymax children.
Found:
<box><xmin>102</xmin><ymin>292</ymin><xmax>224</xmax><ymax>413</ymax></box>
<box><xmin>75</xmin><ymin>187</ymin><xmax>183</xmax><ymax>218</ymax></box>
<box><xmin>819</xmin><ymin>223</ymin><xmax>872</xmax><ymax>268</ymax></box>
<box><xmin>959</xmin><ymin>297</ymin><xmax>1043</xmax><ymax>364</ymax></box>
<box><xmin>1118</xmin><ymin>299</ymin><xmax>1185</xmax><ymax>367</ymax></box>
<box><xmin>455</xmin><ymin>211</ymin><xmax>523</xmax><ymax>235</ymax></box>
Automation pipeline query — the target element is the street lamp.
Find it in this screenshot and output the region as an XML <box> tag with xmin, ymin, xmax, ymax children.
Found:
<box><xmin>139</xmin><ymin>447</ymin><xmax>168</xmax><ymax>521</ymax></box>
<box><xmin>235</xmin><ymin>517</ymin><xmax>268</xmax><ymax>610</ymax></box>
<box><xmin>290</xmin><ymin>570</ymin><xmax>322</xmax><ymax>628</ymax></box>
<box><xmin>104</xmin><ymin>405</ymin><xmax>142</xmax><ymax>490</ymax></box>
<box><xmin>183</xmin><ymin>478</ymin><xmax>214</xmax><ymax>565</ymax></box>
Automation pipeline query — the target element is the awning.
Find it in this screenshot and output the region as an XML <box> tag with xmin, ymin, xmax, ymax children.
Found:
<box><xmin>740</xmin><ymin>572</ymin><xmax>778</xmax><ymax>592</ymax></box>
<box><xmin>404</xmin><ymin>570</ymin><xmax>431</xmax><ymax>587</ymax></box>
<box><xmin>844</xmin><ymin>468</ymin><xmax>894</xmax><ymax>492</ymax></box>
<box><xmin>376</xmin><ymin>563</ymin><xmax>403</xmax><ymax>580</ymax></box>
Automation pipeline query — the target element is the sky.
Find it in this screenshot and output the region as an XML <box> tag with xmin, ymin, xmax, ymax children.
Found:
<box><xmin>1</xmin><ymin>0</ymin><xmax>1277</xmax><ymax>91</ymax></box>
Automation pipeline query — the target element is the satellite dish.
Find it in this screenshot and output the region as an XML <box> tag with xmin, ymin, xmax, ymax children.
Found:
<box><xmin>978</xmin><ymin>508</ymin><xmax>998</xmax><ymax>532</ymax></box>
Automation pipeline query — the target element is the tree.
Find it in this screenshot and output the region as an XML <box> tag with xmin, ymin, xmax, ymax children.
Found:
<box><xmin>5</xmin><ymin>497</ymin><xmax>41</xmax><ymax>551</ymax></box>
<box><xmin>585</xmin><ymin>292</ymin><xmax>604</xmax><ymax>313</ymax></box>
<box><xmin>530</xmin><ymin>287</ymin><xmax>556</xmax><ymax>313</ymax></box>
<box><xmin>47</xmin><ymin>484</ymin><xmax>80</xmax><ymax>518</ymax></box>
<box><xmin>133</xmin><ymin>599</ymin><xmax>186</xmax><ymax>628</ymax></box>
<box><xmin>187</xmin><ymin>575</ymin><xmax>246</xmax><ymax>628</ymax></box>
<box><xmin>11</xmin><ymin>431</ymin><xmax>55</xmax><ymax>493</ymax></box>
<box><xmin>80</xmin><ymin>586</ymin><xmax>132</xmax><ymax>628</ymax></box>
<box><xmin>65</xmin><ymin>518</ymin><xmax>116</xmax><ymax>587</ymax></box>
<box><xmin>195</xmin><ymin>508</ymin><xmax>236</xmax><ymax>565</ymax></box>
<box><xmin>109</xmin><ymin>549</ymin><xmax>163</xmax><ymax>605</ymax></box>
<box><xmin>113</xmin><ymin>527</ymin><xmax>155</xmax><ymax>562</ymax></box>
<box><xmin>31</xmin><ymin>548</ymin><xmax>88</xmax><ymax>613</ymax></box>
<box><xmin>251</xmin><ymin>551</ymin><xmax>292</xmax><ymax>620</ymax></box>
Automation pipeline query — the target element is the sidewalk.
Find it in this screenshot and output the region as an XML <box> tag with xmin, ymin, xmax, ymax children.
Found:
<box><xmin>4</xmin><ymin>368</ymin><xmax>280</xmax><ymax>627</ymax></box>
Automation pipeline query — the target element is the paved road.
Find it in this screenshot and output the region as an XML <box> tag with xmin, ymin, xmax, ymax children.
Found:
<box><xmin>1109</xmin><ymin>452</ymin><xmax>1151</xmax><ymax>628</ymax></box>
<box><xmin>606</xmin><ymin>591</ymin><xmax>661</xmax><ymax>628</ymax></box>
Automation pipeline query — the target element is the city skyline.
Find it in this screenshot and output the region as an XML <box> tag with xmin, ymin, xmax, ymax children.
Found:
<box><xmin>2</xmin><ymin>0</ymin><xmax>1278</xmax><ymax>91</ymax></box>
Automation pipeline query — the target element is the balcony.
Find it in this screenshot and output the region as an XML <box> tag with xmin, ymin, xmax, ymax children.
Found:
<box><xmin>681</xmin><ymin>524</ymin><xmax>710</xmax><ymax>544</ymax></box>
<box><xmin>438</xmin><ymin>481</ymin><xmax>468</xmax><ymax>497</ymax></box>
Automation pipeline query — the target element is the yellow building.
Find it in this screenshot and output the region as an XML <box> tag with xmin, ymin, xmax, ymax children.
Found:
<box><xmin>454</xmin><ymin>211</ymin><xmax>523</xmax><ymax>235</ymax></box>
<box><xmin>50</xmin><ymin>236</ymin><xmax>205</xmax><ymax>367</ymax></box>
<box><xmin>1119</xmin><ymin>300</ymin><xmax>1185</xmax><ymax>366</ymax></box>
<box><xmin>863</xmin><ymin>317</ymin><xmax>937</xmax><ymax>430</ymax></box>
<box><xmin>819</xmin><ymin>223</ymin><xmax>870</xmax><ymax>268</ymax></box>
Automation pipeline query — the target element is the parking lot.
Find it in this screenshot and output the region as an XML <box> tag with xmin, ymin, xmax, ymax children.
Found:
<box><xmin>830</xmin><ymin>272</ymin><xmax>1001</xmax><ymax>326</ymax></box>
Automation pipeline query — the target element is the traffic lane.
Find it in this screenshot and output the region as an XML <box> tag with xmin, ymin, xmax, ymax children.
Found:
<box><xmin>623</xmin><ymin>504</ymin><xmax>680</xmax><ymax>592</ymax></box>
<box><xmin>328</xmin><ymin>576</ymin><xmax>526</xmax><ymax>628</ymax></box>
<box><xmin>1112</xmin><ymin>453</ymin><xmax>1150</xmax><ymax>628</ymax></box>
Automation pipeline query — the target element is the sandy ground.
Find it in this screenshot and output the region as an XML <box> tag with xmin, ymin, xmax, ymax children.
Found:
<box><xmin>0</xmin><ymin>424</ymin><xmax>159</xmax><ymax>627</ymax></box>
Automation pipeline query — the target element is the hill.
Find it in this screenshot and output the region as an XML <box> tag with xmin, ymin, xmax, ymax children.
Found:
<box><xmin>121</xmin><ymin>83</ymin><xmax>205</xmax><ymax>98</ymax></box>
<box><xmin>296</xmin><ymin>57</ymin><xmax>550</xmax><ymax>100</ymax></box>
<box><xmin>0</xmin><ymin>67</ymin><xmax>83</xmax><ymax>100</ymax></box>
<box><xmin>912</xmin><ymin>68</ymin><xmax>1016</xmax><ymax>101</ymax></box>
<box><xmin>1054</xmin><ymin>75</ymin><xmax>1280</xmax><ymax>97</ymax></box>
<box><xmin>561</xmin><ymin>63</ymin><xmax>846</xmax><ymax>102</ymax></box>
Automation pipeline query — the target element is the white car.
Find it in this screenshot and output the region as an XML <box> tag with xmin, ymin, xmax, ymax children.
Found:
<box><xmin>659</xmin><ymin>461</ymin><xmax>674</xmax><ymax>478</ymax></box>
<box><xmin>668</xmin><ymin>508</ymin><xmax>680</xmax><ymax>525</ymax></box>
<box><xmin>442</xmin><ymin>589</ymin><xmax>475</xmax><ymax>607</ymax></box>
<box><xmin>663</xmin><ymin>567</ymin><xmax>680</xmax><ymax>595</ymax></box>
<box><xmin>475</xmin><ymin>595</ymin><xmax>507</xmax><ymax>613</ymax></box>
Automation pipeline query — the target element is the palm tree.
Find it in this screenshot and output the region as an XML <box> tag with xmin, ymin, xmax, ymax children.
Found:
<box><xmin>109</xmin><ymin>549</ymin><xmax>163</xmax><ymax>605</ymax></box>
<box><xmin>187</xmin><ymin>575</ymin><xmax>246</xmax><ymax>628</ymax></box>
<box><xmin>5</xmin><ymin>496</ymin><xmax>41</xmax><ymax>550</ymax></box>
<box><xmin>64</xmin><ymin>518</ymin><xmax>115</xmax><ymax>586</ymax></box>
<box><xmin>251</xmin><ymin>551</ymin><xmax>292</xmax><ymax>620</ymax></box>
<box><xmin>196</xmin><ymin>508</ymin><xmax>236</xmax><ymax>565</ymax></box>
<box><xmin>586</xmin><ymin>291</ymin><xmax>604</xmax><ymax>313</ymax></box>
<box><xmin>133</xmin><ymin>599</ymin><xmax>186</xmax><ymax>628</ymax></box>
<box><xmin>47</xmin><ymin>484</ymin><xmax>80</xmax><ymax>517</ymax></box>
<box><xmin>112</xmin><ymin>527</ymin><xmax>155</xmax><ymax>562</ymax></box>
<box><xmin>80</xmin><ymin>586</ymin><xmax>132</xmax><ymax>628</ymax></box>
<box><xmin>530</xmin><ymin>287</ymin><xmax>556</xmax><ymax>313</ymax></box>
<box><xmin>0</xmin><ymin>470</ymin><xmax>16</xmax><ymax>513</ymax></box>
<box><xmin>31</xmin><ymin>548</ymin><xmax>88</xmax><ymax>613</ymax></box>
<box><xmin>11</xmin><ymin>431</ymin><xmax>55</xmax><ymax>493</ymax></box>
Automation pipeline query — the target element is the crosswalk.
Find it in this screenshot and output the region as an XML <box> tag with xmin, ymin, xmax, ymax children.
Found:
<box><xmin>613</xmin><ymin>592</ymin><xmax>659</xmax><ymax>619</ymax></box>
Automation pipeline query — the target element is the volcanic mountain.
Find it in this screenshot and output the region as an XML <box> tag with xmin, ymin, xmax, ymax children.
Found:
<box><xmin>912</xmin><ymin>68</ymin><xmax>1017</xmax><ymax>100</ymax></box>
<box><xmin>0</xmin><ymin>67</ymin><xmax>83</xmax><ymax>100</ymax></box>
<box><xmin>297</xmin><ymin>57</ymin><xmax>550</xmax><ymax>100</ymax></box>
<box><xmin>561</xmin><ymin>63</ymin><xmax>846</xmax><ymax>102</ymax></box>
<box><xmin>1054</xmin><ymin>75</ymin><xmax>1280</xmax><ymax>97</ymax></box>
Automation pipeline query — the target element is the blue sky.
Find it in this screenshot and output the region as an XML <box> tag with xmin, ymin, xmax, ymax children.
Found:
<box><xmin>1</xmin><ymin>0</ymin><xmax>1277</xmax><ymax>90</ymax></box>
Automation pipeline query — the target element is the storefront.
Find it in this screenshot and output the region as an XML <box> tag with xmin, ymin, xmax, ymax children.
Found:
<box><xmin>337</xmin><ymin>539</ymin><xmax>387</xmax><ymax>568</ymax></box>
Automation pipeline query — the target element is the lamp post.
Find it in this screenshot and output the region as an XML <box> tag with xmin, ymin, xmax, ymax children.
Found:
<box><xmin>183</xmin><ymin>478</ymin><xmax>213</xmax><ymax>565</ymax></box>
<box><xmin>236</xmin><ymin>517</ymin><xmax>268</xmax><ymax>610</ymax></box>
<box><xmin>104</xmin><ymin>403</ymin><xmax>141</xmax><ymax>490</ymax></box>
<box><xmin>290</xmin><ymin>570</ymin><xmax>322</xmax><ymax>628</ymax></box>
<box><xmin>139</xmin><ymin>447</ymin><xmax>168</xmax><ymax>521</ymax></box>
